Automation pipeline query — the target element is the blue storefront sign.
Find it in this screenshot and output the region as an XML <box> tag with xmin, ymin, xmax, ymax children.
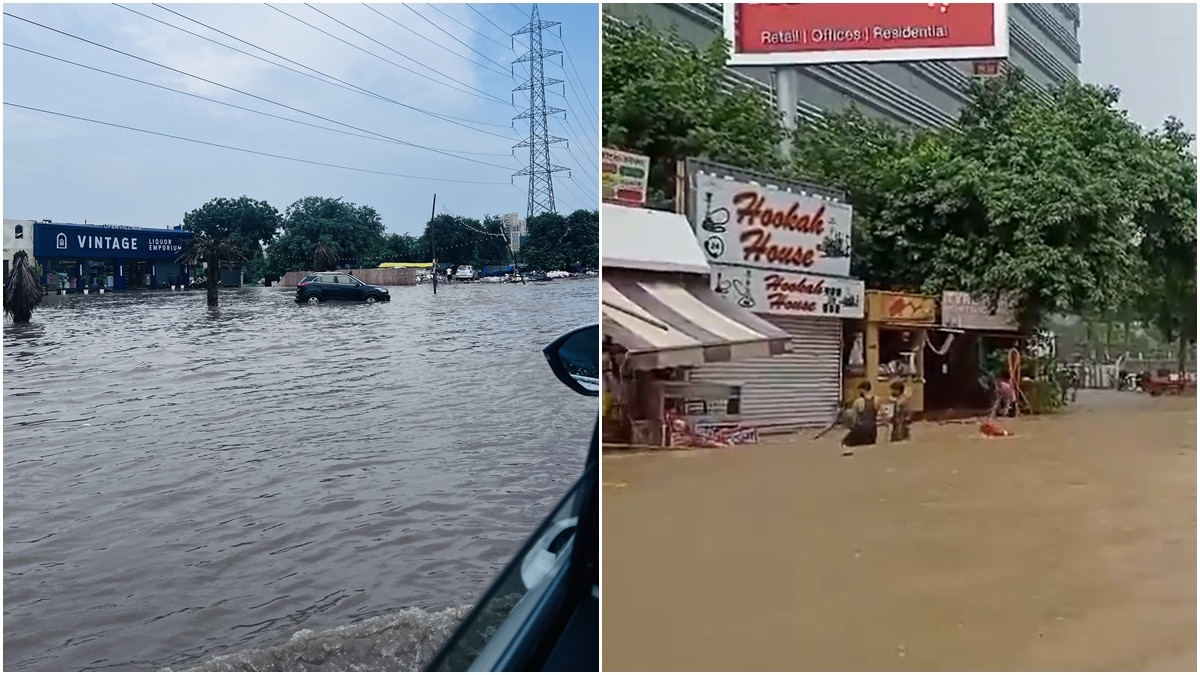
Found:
<box><xmin>33</xmin><ymin>222</ymin><xmax>193</xmax><ymax>260</ymax></box>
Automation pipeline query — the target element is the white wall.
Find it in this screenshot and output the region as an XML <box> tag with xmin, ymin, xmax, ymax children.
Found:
<box><xmin>4</xmin><ymin>219</ymin><xmax>36</xmax><ymax>265</ymax></box>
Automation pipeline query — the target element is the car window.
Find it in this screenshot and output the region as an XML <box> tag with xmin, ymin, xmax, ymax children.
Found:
<box><xmin>427</xmin><ymin>479</ymin><xmax>584</xmax><ymax>671</ymax></box>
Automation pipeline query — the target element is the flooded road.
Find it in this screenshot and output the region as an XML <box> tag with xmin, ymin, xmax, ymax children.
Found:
<box><xmin>602</xmin><ymin>391</ymin><xmax>1196</xmax><ymax>672</ymax></box>
<box><xmin>4</xmin><ymin>280</ymin><xmax>597</xmax><ymax>671</ymax></box>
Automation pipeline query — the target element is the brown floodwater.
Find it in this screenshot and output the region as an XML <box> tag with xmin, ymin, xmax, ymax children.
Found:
<box><xmin>602</xmin><ymin>390</ymin><xmax>1196</xmax><ymax>672</ymax></box>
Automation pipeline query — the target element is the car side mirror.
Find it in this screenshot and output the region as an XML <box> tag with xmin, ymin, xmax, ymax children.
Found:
<box><xmin>543</xmin><ymin>324</ymin><xmax>598</xmax><ymax>397</ymax></box>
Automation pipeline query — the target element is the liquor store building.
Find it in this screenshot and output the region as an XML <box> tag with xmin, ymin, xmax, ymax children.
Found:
<box><xmin>32</xmin><ymin>222</ymin><xmax>193</xmax><ymax>292</ymax></box>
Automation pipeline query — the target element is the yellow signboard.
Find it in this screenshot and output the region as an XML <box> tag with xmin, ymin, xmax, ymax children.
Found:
<box><xmin>866</xmin><ymin>290</ymin><xmax>936</xmax><ymax>324</ymax></box>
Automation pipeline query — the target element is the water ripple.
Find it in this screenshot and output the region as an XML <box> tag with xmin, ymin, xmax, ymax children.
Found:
<box><xmin>4</xmin><ymin>282</ymin><xmax>597</xmax><ymax>671</ymax></box>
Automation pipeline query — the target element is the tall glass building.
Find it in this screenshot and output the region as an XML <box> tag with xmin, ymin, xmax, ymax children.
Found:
<box><xmin>603</xmin><ymin>3</ymin><xmax>1081</xmax><ymax>129</ymax></box>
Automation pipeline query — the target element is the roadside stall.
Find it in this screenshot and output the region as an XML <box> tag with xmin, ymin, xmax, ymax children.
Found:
<box><xmin>923</xmin><ymin>291</ymin><xmax>1024</xmax><ymax>414</ymax></box>
<box><xmin>842</xmin><ymin>290</ymin><xmax>938</xmax><ymax>414</ymax></box>
<box><xmin>601</xmin><ymin>202</ymin><xmax>792</xmax><ymax>448</ymax></box>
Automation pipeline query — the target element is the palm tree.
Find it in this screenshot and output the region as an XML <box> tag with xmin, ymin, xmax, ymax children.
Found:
<box><xmin>177</xmin><ymin>236</ymin><xmax>244</xmax><ymax>307</ymax></box>
<box><xmin>4</xmin><ymin>251</ymin><xmax>43</xmax><ymax>323</ymax></box>
<box><xmin>312</xmin><ymin>244</ymin><xmax>339</xmax><ymax>272</ymax></box>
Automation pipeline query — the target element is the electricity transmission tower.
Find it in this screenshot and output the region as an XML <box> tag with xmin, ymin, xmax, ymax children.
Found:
<box><xmin>513</xmin><ymin>4</ymin><xmax>570</xmax><ymax>218</ymax></box>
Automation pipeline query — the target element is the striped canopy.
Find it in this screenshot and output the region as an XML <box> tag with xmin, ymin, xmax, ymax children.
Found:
<box><xmin>602</xmin><ymin>271</ymin><xmax>792</xmax><ymax>370</ymax></box>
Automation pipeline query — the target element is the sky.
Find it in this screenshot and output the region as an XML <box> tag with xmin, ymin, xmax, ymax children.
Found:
<box><xmin>1078</xmin><ymin>3</ymin><xmax>1197</xmax><ymax>136</ymax></box>
<box><xmin>2</xmin><ymin>2</ymin><xmax>600</xmax><ymax>235</ymax></box>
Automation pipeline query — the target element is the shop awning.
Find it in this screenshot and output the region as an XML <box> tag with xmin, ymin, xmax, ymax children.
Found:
<box><xmin>603</xmin><ymin>273</ymin><xmax>792</xmax><ymax>370</ymax></box>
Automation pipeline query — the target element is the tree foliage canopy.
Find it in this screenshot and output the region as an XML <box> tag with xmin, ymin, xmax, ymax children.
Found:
<box><xmin>182</xmin><ymin>195</ymin><xmax>281</xmax><ymax>305</ymax></box>
<box><xmin>266</xmin><ymin>197</ymin><xmax>386</xmax><ymax>275</ymax></box>
<box><xmin>790</xmin><ymin>70</ymin><xmax>1195</xmax><ymax>332</ymax></box>
<box><xmin>521</xmin><ymin>209</ymin><xmax>599</xmax><ymax>271</ymax></box>
<box><xmin>417</xmin><ymin>213</ymin><xmax>512</xmax><ymax>268</ymax></box>
<box><xmin>603</xmin><ymin>19</ymin><xmax>782</xmax><ymax>209</ymax></box>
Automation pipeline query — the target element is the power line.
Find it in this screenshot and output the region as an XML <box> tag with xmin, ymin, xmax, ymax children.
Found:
<box><xmin>467</xmin><ymin>4</ymin><xmax>524</xmax><ymax>50</ymax></box>
<box><xmin>5</xmin><ymin>102</ymin><xmax>511</xmax><ymax>184</ymax></box>
<box><xmin>121</xmin><ymin>4</ymin><xmax>516</xmax><ymax>136</ymax></box>
<box><xmin>266</xmin><ymin>4</ymin><xmax>508</xmax><ymax>105</ymax></box>
<box><xmin>401</xmin><ymin>4</ymin><xmax>513</xmax><ymax>78</ymax></box>
<box><xmin>306</xmin><ymin>3</ymin><xmax>512</xmax><ymax>87</ymax></box>
<box><xmin>554</xmin><ymin>105</ymin><xmax>599</xmax><ymax>165</ymax></box>
<box><xmin>2</xmin><ymin>12</ymin><xmax>516</xmax><ymax>170</ymax></box>
<box><xmin>427</xmin><ymin>3</ymin><xmax>510</xmax><ymax>51</ymax></box>
<box><xmin>4</xmin><ymin>43</ymin><xmax>518</xmax><ymax>159</ymax></box>
<box><xmin>552</xmin><ymin>34</ymin><xmax>598</xmax><ymax>125</ymax></box>
<box><xmin>361</xmin><ymin>4</ymin><xmax>510</xmax><ymax>78</ymax></box>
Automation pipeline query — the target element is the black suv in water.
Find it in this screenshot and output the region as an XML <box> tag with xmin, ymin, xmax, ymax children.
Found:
<box><xmin>295</xmin><ymin>272</ymin><xmax>391</xmax><ymax>304</ymax></box>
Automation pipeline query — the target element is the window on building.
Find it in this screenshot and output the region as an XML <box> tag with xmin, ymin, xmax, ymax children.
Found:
<box><xmin>13</xmin><ymin>224</ymin><xmax>24</xmax><ymax>239</ymax></box>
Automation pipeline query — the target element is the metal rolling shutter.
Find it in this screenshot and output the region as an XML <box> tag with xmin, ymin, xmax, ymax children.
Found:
<box><xmin>691</xmin><ymin>317</ymin><xmax>843</xmax><ymax>430</ymax></box>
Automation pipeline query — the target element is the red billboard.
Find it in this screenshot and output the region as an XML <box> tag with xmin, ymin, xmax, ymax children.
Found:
<box><xmin>724</xmin><ymin>3</ymin><xmax>1009</xmax><ymax>66</ymax></box>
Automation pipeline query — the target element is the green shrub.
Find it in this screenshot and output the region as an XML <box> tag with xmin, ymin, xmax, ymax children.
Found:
<box><xmin>1020</xmin><ymin>379</ymin><xmax>1063</xmax><ymax>414</ymax></box>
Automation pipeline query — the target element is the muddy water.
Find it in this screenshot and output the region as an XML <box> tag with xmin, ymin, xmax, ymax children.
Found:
<box><xmin>602</xmin><ymin>391</ymin><xmax>1196</xmax><ymax>671</ymax></box>
<box><xmin>4</xmin><ymin>281</ymin><xmax>596</xmax><ymax>671</ymax></box>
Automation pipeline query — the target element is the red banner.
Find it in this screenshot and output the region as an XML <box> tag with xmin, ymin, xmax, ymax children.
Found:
<box><xmin>726</xmin><ymin>3</ymin><xmax>1008</xmax><ymax>66</ymax></box>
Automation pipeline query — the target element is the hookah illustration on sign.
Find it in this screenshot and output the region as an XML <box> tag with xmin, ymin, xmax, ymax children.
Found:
<box><xmin>713</xmin><ymin>268</ymin><xmax>755</xmax><ymax>309</ymax></box>
<box><xmin>700</xmin><ymin>192</ymin><xmax>730</xmax><ymax>233</ymax></box>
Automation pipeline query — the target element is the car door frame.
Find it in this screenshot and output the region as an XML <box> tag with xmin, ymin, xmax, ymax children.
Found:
<box><xmin>424</xmin><ymin>423</ymin><xmax>598</xmax><ymax>672</ymax></box>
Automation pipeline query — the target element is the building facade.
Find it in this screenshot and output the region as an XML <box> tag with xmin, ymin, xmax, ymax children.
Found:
<box><xmin>501</xmin><ymin>212</ymin><xmax>527</xmax><ymax>252</ymax></box>
<box><xmin>604</xmin><ymin>3</ymin><xmax>1081</xmax><ymax>129</ymax></box>
<box><xmin>29</xmin><ymin>221</ymin><xmax>194</xmax><ymax>292</ymax></box>
<box><xmin>3</xmin><ymin>219</ymin><xmax>36</xmax><ymax>278</ymax></box>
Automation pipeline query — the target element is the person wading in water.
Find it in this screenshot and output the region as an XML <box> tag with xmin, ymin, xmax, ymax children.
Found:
<box><xmin>842</xmin><ymin>381</ymin><xmax>879</xmax><ymax>456</ymax></box>
<box><xmin>889</xmin><ymin>380</ymin><xmax>913</xmax><ymax>442</ymax></box>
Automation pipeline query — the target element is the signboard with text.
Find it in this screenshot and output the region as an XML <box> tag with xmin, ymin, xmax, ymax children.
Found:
<box><xmin>941</xmin><ymin>290</ymin><xmax>1019</xmax><ymax>331</ymax></box>
<box><xmin>33</xmin><ymin>222</ymin><xmax>192</xmax><ymax>260</ymax></box>
<box><xmin>711</xmin><ymin>264</ymin><xmax>865</xmax><ymax>319</ymax></box>
<box><xmin>692</xmin><ymin>172</ymin><xmax>853</xmax><ymax>278</ymax></box>
<box><xmin>724</xmin><ymin>3</ymin><xmax>1010</xmax><ymax>66</ymax></box>
<box><xmin>866</xmin><ymin>290</ymin><xmax>937</xmax><ymax>324</ymax></box>
<box><xmin>602</xmin><ymin>148</ymin><xmax>650</xmax><ymax>207</ymax></box>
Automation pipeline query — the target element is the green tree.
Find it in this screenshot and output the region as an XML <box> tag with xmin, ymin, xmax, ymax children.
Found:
<box><xmin>1132</xmin><ymin>117</ymin><xmax>1197</xmax><ymax>370</ymax></box>
<box><xmin>419</xmin><ymin>214</ymin><xmax>512</xmax><ymax>268</ymax></box>
<box><xmin>180</xmin><ymin>196</ymin><xmax>281</xmax><ymax>306</ymax></box>
<box><xmin>790</xmin><ymin>70</ymin><xmax>1164</xmax><ymax>330</ymax></box>
<box><xmin>603</xmin><ymin>19</ymin><xmax>783</xmax><ymax>209</ymax></box>
<box><xmin>380</xmin><ymin>233</ymin><xmax>423</xmax><ymax>263</ymax></box>
<box><xmin>521</xmin><ymin>212</ymin><xmax>569</xmax><ymax>271</ymax></box>
<box><xmin>520</xmin><ymin>209</ymin><xmax>598</xmax><ymax>271</ymax></box>
<box><xmin>266</xmin><ymin>197</ymin><xmax>387</xmax><ymax>275</ymax></box>
<box><xmin>312</xmin><ymin>244</ymin><xmax>339</xmax><ymax>272</ymax></box>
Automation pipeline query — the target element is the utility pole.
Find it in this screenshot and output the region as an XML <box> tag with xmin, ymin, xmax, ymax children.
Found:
<box><xmin>513</xmin><ymin>4</ymin><xmax>570</xmax><ymax>218</ymax></box>
<box><xmin>430</xmin><ymin>194</ymin><xmax>437</xmax><ymax>295</ymax></box>
<box><xmin>775</xmin><ymin>69</ymin><xmax>799</xmax><ymax>159</ymax></box>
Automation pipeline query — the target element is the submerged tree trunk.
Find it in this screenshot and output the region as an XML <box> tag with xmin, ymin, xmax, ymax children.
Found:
<box><xmin>3</xmin><ymin>251</ymin><xmax>43</xmax><ymax>323</ymax></box>
<box><xmin>206</xmin><ymin>253</ymin><xmax>219</xmax><ymax>307</ymax></box>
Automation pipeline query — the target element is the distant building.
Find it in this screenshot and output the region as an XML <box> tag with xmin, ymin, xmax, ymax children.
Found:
<box><xmin>501</xmin><ymin>212</ymin><xmax>527</xmax><ymax>252</ymax></box>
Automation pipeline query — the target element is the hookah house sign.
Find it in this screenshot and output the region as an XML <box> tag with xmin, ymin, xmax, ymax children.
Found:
<box><xmin>693</xmin><ymin>173</ymin><xmax>854</xmax><ymax>278</ymax></box>
<box><xmin>695</xmin><ymin>172</ymin><xmax>863</xmax><ymax>319</ymax></box>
